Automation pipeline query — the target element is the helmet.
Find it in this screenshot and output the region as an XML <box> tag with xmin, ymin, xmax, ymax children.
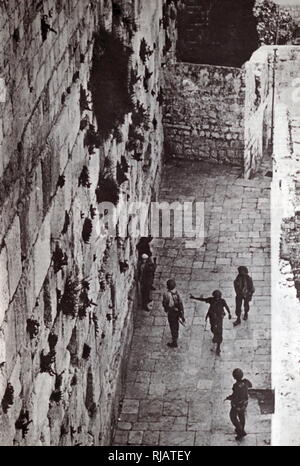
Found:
<box><xmin>212</xmin><ymin>290</ymin><xmax>222</xmax><ymax>298</ymax></box>
<box><xmin>167</xmin><ymin>279</ymin><xmax>176</xmax><ymax>290</ymax></box>
<box><xmin>238</xmin><ymin>266</ymin><xmax>248</xmax><ymax>274</ymax></box>
<box><xmin>232</xmin><ymin>368</ymin><xmax>244</xmax><ymax>380</ymax></box>
<box><xmin>141</xmin><ymin>254</ymin><xmax>149</xmax><ymax>260</ymax></box>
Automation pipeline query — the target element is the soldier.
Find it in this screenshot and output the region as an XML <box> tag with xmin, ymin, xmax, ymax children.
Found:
<box><xmin>163</xmin><ymin>279</ymin><xmax>185</xmax><ymax>348</ymax></box>
<box><xmin>190</xmin><ymin>290</ymin><xmax>231</xmax><ymax>355</ymax></box>
<box><xmin>225</xmin><ymin>368</ymin><xmax>252</xmax><ymax>441</ymax></box>
<box><xmin>139</xmin><ymin>254</ymin><xmax>156</xmax><ymax>311</ymax></box>
<box><xmin>136</xmin><ymin>236</ymin><xmax>153</xmax><ymax>259</ymax></box>
<box><xmin>233</xmin><ymin>266</ymin><xmax>255</xmax><ymax>326</ymax></box>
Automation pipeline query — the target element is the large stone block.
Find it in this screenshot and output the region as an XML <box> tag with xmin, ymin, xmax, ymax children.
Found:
<box><xmin>5</xmin><ymin>215</ymin><xmax>22</xmax><ymax>300</ymax></box>
<box><xmin>0</xmin><ymin>246</ymin><xmax>9</xmax><ymax>327</ymax></box>
<box><xmin>33</xmin><ymin>212</ymin><xmax>51</xmax><ymax>298</ymax></box>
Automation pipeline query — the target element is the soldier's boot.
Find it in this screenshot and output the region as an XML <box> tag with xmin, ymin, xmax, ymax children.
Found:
<box><xmin>216</xmin><ymin>344</ymin><xmax>221</xmax><ymax>356</ymax></box>
<box><xmin>243</xmin><ymin>312</ymin><xmax>248</xmax><ymax>320</ymax></box>
<box><xmin>233</xmin><ymin>318</ymin><xmax>241</xmax><ymax>327</ymax></box>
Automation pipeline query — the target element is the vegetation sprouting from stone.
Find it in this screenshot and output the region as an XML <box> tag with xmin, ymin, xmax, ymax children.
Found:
<box><xmin>139</xmin><ymin>38</ymin><xmax>153</xmax><ymax>64</ymax></box>
<box><xmin>62</xmin><ymin>211</ymin><xmax>70</xmax><ymax>235</ymax></box>
<box><xmin>78</xmin><ymin>166</ymin><xmax>91</xmax><ymax>188</ymax></box>
<box><xmin>82</xmin><ymin>218</ymin><xmax>93</xmax><ymax>244</ymax></box>
<box><xmin>89</xmin><ymin>28</ymin><xmax>134</xmax><ymax>140</ymax></box>
<box><xmin>130</xmin><ymin>68</ymin><xmax>141</xmax><ymax>88</ymax></box>
<box><xmin>143</xmin><ymin>66</ymin><xmax>153</xmax><ymax>92</ymax></box>
<box><xmin>78</xmin><ymin>288</ymin><xmax>96</xmax><ymax>319</ymax></box>
<box><xmin>26</xmin><ymin>319</ymin><xmax>40</xmax><ymax>339</ymax></box>
<box><xmin>41</xmin><ymin>15</ymin><xmax>57</xmax><ymax>42</ymax></box>
<box><xmin>117</xmin><ymin>156</ymin><xmax>129</xmax><ymax>185</ymax></box>
<box><xmin>79</xmin><ymin>86</ymin><xmax>91</xmax><ymax>114</ymax></box>
<box><xmin>84</xmin><ymin>124</ymin><xmax>101</xmax><ymax>154</ymax></box>
<box><xmin>52</xmin><ymin>246</ymin><xmax>68</xmax><ymax>274</ymax></box>
<box><xmin>119</xmin><ymin>260</ymin><xmax>129</xmax><ymax>273</ymax></box>
<box><xmin>57</xmin><ymin>174</ymin><xmax>65</xmax><ymax>188</ymax></box>
<box><xmin>80</xmin><ymin>116</ymin><xmax>89</xmax><ymax>131</ymax></box>
<box><xmin>40</xmin><ymin>349</ymin><xmax>56</xmax><ymax>376</ymax></box>
<box><xmin>1</xmin><ymin>383</ymin><xmax>14</xmax><ymax>414</ymax></box>
<box><xmin>50</xmin><ymin>390</ymin><xmax>62</xmax><ymax>404</ymax></box>
<box><xmin>126</xmin><ymin>125</ymin><xmax>145</xmax><ymax>161</ymax></box>
<box><xmin>59</xmin><ymin>276</ymin><xmax>80</xmax><ymax>318</ymax></box>
<box><xmin>48</xmin><ymin>333</ymin><xmax>58</xmax><ymax>351</ymax></box>
<box><xmin>113</xmin><ymin>127</ymin><xmax>124</xmax><ymax>144</ymax></box>
<box><xmin>92</xmin><ymin>314</ymin><xmax>99</xmax><ymax>336</ymax></box>
<box><xmin>132</xmin><ymin>101</ymin><xmax>150</xmax><ymax>130</ymax></box>
<box><xmin>157</xmin><ymin>87</ymin><xmax>164</xmax><ymax>106</ymax></box>
<box><xmin>15</xmin><ymin>410</ymin><xmax>32</xmax><ymax>439</ymax></box>
<box><xmin>82</xmin><ymin>344</ymin><xmax>91</xmax><ymax>360</ymax></box>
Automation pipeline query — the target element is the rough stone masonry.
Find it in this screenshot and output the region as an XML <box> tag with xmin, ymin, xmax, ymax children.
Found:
<box><xmin>0</xmin><ymin>0</ymin><xmax>175</xmax><ymax>446</ymax></box>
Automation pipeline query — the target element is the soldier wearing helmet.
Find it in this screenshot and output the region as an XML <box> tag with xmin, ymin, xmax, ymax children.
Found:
<box><xmin>226</xmin><ymin>368</ymin><xmax>252</xmax><ymax>441</ymax></box>
<box><xmin>190</xmin><ymin>289</ymin><xmax>231</xmax><ymax>355</ymax></box>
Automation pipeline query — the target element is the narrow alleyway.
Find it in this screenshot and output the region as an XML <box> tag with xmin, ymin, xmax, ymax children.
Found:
<box><xmin>113</xmin><ymin>160</ymin><xmax>271</xmax><ymax>446</ymax></box>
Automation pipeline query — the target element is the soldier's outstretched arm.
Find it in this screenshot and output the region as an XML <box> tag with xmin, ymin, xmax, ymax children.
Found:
<box><xmin>189</xmin><ymin>294</ymin><xmax>205</xmax><ymax>301</ymax></box>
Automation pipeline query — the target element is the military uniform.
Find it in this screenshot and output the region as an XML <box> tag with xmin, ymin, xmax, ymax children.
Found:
<box><xmin>234</xmin><ymin>267</ymin><xmax>255</xmax><ymax>324</ymax></box>
<box><xmin>227</xmin><ymin>377</ymin><xmax>252</xmax><ymax>440</ymax></box>
<box><xmin>139</xmin><ymin>257</ymin><xmax>156</xmax><ymax>310</ymax></box>
<box><xmin>163</xmin><ymin>288</ymin><xmax>185</xmax><ymax>348</ymax></box>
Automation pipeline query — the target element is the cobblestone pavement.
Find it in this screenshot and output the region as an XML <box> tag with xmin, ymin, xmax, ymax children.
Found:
<box><xmin>113</xmin><ymin>161</ymin><xmax>271</xmax><ymax>446</ymax></box>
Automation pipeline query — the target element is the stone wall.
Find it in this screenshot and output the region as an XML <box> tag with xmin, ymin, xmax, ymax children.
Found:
<box><xmin>271</xmin><ymin>103</ymin><xmax>300</xmax><ymax>446</ymax></box>
<box><xmin>244</xmin><ymin>44</ymin><xmax>300</xmax><ymax>445</ymax></box>
<box><xmin>244</xmin><ymin>46</ymin><xmax>300</xmax><ymax>178</ymax></box>
<box><xmin>0</xmin><ymin>0</ymin><xmax>166</xmax><ymax>446</ymax></box>
<box><xmin>163</xmin><ymin>62</ymin><xmax>245</xmax><ymax>166</ymax></box>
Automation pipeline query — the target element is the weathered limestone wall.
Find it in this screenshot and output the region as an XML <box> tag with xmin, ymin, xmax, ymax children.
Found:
<box><xmin>271</xmin><ymin>103</ymin><xmax>300</xmax><ymax>446</ymax></box>
<box><xmin>245</xmin><ymin>45</ymin><xmax>300</xmax><ymax>445</ymax></box>
<box><xmin>0</xmin><ymin>0</ymin><xmax>166</xmax><ymax>446</ymax></box>
<box><xmin>244</xmin><ymin>48</ymin><xmax>273</xmax><ymax>178</ymax></box>
<box><xmin>244</xmin><ymin>46</ymin><xmax>300</xmax><ymax>178</ymax></box>
<box><xmin>163</xmin><ymin>63</ymin><xmax>245</xmax><ymax>165</ymax></box>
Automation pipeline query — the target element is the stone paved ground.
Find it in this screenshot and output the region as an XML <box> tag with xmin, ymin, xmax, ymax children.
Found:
<box><xmin>113</xmin><ymin>161</ymin><xmax>271</xmax><ymax>446</ymax></box>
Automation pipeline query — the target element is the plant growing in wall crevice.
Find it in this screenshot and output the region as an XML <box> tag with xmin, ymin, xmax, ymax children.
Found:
<box><xmin>52</xmin><ymin>245</ymin><xmax>68</xmax><ymax>274</ymax></box>
<box><xmin>126</xmin><ymin>125</ymin><xmax>144</xmax><ymax>161</ymax></box>
<box><xmin>61</xmin><ymin>211</ymin><xmax>70</xmax><ymax>235</ymax></box>
<box><xmin>1</xmin><ymin>383</ymin><xmax>14</xmax><ymax>414</ymax></box>
<box><xmin>40</xmin><ymin>349</ymin><xmax>56</xmax><ymax>376</ymax></box>
<box><xmin>26</xmin><ymin>319</ymin><xmax>40</xmax><ymax>339</ymax></box>
<box><xmin>84</xmin><ymin>124</ymin><xmax>101</xmax><ymax>154</ymax></box>
<box><xmin>78</xmin><ymin>288</ymin><xmax>97</xmax><ymax>319</ymax></box>
<box><xmin>139</xmin><ymin>38</ymin><xmax>153</xmax><ymax>64</ymax></box>
<box><xmin>80</xmin><ymin>86</ymin><xmax>91</xmax><ymax>114</ymax></box>
<box><xmin>15</xmin><ymin>410</ymin><xmax>32</xmax><ymax>439</ymax></box>
<box><xmin>59</xmin><ymin>276</ymin><xmax>80</xmax><ymax>318</ymax></box>
<box><xmin>89</xmin><ymin>28</ymin><xmax>134</xmax><ymax>140</ymax></box>
<box><xmin>78</xmin><ymin>166</ymin><xmax>91</xmax><ymax>188</ymax></box>
<box><xmin>117</xmin><ymin>156</ymin><xmax>129</xmax><ymax>185</ymax></box>
<box><xmin>82</xmin><ymin>218</ymin><xmax>93</xmax><ymax>244</ymax></box>
<box><xmin>143</xmin><ymin>66</ymin><xmax>153</xmax><ymax>92</ymax></box>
